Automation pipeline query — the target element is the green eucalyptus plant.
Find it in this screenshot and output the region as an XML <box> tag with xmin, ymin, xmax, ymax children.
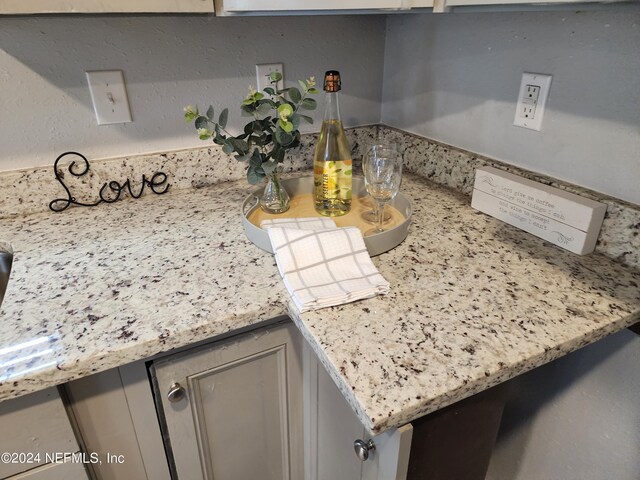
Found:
<box><xmin>184</xmin><ymin>72</ymin><xmax>318</xmax><ymax>185</ymax></box>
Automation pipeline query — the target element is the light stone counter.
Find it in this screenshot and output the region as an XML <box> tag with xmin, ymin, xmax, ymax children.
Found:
<box><xmin>1</xmin><ymin>173</ymin><xmax>639</xmax><ymax>435</ymax></box>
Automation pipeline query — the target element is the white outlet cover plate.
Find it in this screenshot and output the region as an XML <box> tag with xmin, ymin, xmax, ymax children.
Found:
<box><xmin>256</xmin><ymin>63</ymin><xmax>284</xmax><ymax>92</ymax></box>
<box><xmin>86</xmin><ymin>70</ymin><xmax>132</xmax><ymax>125</ymax></box>
<box><xmin>513</xmin><ymin>72</ymin><xmax>552</xmax><ymax>131</ymax></box>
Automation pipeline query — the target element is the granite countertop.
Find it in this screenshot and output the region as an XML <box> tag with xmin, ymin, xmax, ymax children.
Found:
<box><xmin>1</xmin><ymin>173</ymin><xmax>639</xmax><ymax>434</ymax></box>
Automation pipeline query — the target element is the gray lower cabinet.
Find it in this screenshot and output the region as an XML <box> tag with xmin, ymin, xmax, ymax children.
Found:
<box><xmin>66</xmin><ymin>364</ymin><xmax>171</xmax><ymax>480</ymax></box>
<box><xmin>0</xmin><ymin>387</ymin><xmax>88</xmax><ymax>480</ymax></box>
<box><xmin>64</xmin><ymin>317</ymin><xmax>413</xmax><ymax>480</ymax></box>
<box><xmin>303</xmin><ymin>343</ymin><xmax>413</xmax><ymax>480</ymax></box>
<box><xmin>151</xmin><ymin>320</ymin><xmax>304</xmax><ymax>480</ymax></box>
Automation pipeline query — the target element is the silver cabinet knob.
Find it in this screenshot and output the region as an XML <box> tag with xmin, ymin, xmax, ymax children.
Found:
<box><xmin>354</xmin><ymin>439</ymin><xmax>376</xmax><ymax>461</ymax></box>
<box><xmin>167</xmin><ymin>382</ymin><xmax>186</xmax><ymax>403</ymax></box>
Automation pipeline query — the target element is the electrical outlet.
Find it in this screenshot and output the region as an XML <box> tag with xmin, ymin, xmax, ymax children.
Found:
<box><xmin>519</xmin><ymin>99</ymin><xmax>536</xmax><ymax>119</ymax></box>
<box><xmin>525</xmin><ymin>84</ymin><xmax>540</xmax><ymax>102</ymax></box>
<box><xmin>256</xmin><ymin>63</ymin><xmax>284</xmax><ymax>92</ymax></box>
<box><xmin>513</xmin><ymin>73</ymin><xmax>552</xmax><ymax>131</ymax></box>
<box><xmin>86</xmin><ymin>70</ymin><xmax>132</xmax><ymax>125</ymax></box>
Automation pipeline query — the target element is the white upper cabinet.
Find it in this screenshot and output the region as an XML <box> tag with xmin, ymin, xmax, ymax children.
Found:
<box><xmin>0</xmin><ymin>0</ymin><xmax>214</xmax><ymax>14</ymax></box>
<box><xmin>215</xmin><ymin>0</ymin><xmax>433</xmax><ymax>13</ymax></box>
<box><xmin>447</xmin><ymin>0</ymin><xmax>622</xmax><ymax>5</ymax></box>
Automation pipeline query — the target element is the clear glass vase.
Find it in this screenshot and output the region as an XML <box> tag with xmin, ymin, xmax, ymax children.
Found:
<box><xmin>260</xmin><ymin>171</ymin><xmax>290</xmax><ymax>214</ymax></box>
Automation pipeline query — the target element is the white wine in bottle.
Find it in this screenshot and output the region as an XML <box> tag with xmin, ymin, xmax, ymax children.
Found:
<box><xmin>313</xmin><ymin>71</ymin><xmax>352</xmax><ymax>217</ymax></box>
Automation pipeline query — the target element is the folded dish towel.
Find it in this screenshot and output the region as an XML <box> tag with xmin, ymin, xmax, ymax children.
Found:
<box><xmin>261</xmin><ymin>217</ymin><xmax>337</xmax><ymax>231</ymax></box>
<box><xmin>265</xmin><ymin>222</ymin><xmax>390</xmax><ymax>312</ymax></box>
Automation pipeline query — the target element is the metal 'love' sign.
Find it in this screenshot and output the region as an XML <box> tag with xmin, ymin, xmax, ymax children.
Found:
<box><xmin>49</xmin><ymin>152</ymin><xmax>170</xmax><ymax>212</ymax></box>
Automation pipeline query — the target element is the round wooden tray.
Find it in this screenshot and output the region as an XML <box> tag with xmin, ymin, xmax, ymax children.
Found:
<box><xmin>241</xmin><ymin>176</ymin><xmax>412</xmax><ymax>256</ymax></box>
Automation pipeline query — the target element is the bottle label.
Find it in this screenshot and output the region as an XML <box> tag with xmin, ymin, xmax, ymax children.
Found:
<box><xmin>313</xmin><ymin>160</ymin><xmax>352</xmax><ymax>216</ymax></box>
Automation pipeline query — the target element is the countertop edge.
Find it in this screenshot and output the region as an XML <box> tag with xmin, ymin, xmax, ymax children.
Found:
<box><xmin>0</xmin><ymin>305</ymin><xmax>289</xmax><ymax>402</ymax></box>
<box><xmin>291</xmin><ymin>300</ymin><xmax>640</xmax><ymax>435</ymax></box>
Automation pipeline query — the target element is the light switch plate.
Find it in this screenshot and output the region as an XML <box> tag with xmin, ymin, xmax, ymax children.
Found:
<box><xmin>513</xmin><ymin>72</ymin><xmax>552</xmax><ymax>131</ymax></box>
<box><xmin>86</xmin><ymin>70</ymin><xmax>132</xmax><ymax>125</ymax></box>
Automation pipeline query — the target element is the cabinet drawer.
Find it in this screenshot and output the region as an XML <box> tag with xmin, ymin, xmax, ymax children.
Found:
<box><xmin>7</xmin><ymin>460</ymin><xmax>87</xmax><ymax>480</ymax></box>
<box><xmin>0</xmin><ymin>388</ymin><xmax>80</xmax><ymax>478</ymax></box>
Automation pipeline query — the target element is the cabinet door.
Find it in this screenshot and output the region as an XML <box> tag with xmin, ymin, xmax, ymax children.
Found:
<box><xmin>151</xmin><ymin>320</ymin><xmax>303</xmax><ymax>480</ymax></box>
<box><xmin>0</xmin><ymin>0</ymin><xmax>214</xmax><ymax>14</ymax></box>
<box><xmin>0</xmin><ymin>387</ymin><xmax>86</xmax><ymax>479</ymax></box>
<box><xmin>303</xmin><ymin>344</ymin><xmax>413</xmax><ymax>480</ymax></box>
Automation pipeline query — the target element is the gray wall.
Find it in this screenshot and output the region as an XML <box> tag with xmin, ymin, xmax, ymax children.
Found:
<box><xmin>486</xmin><ymin>329</ymin><xmax>640</xmax><ymax>480</ymax></box>
<box><xmin>381</xmin><ymin>9</ymin><xmax>640</xmax><ymax>205</ymax></box>
<box><xmin>0</xmin><ymin>14</ymin><xmax>385</xmax><ymax>171</ymax></box>
<box><xmin>3</xmin><ymin>10</ymin><xmax>639</xmax><ymax>206</ymax></box>
<box><xmin>380</xmin><ymin>10</ymin><xmax>640</xmax><ymax>480</ymax></box>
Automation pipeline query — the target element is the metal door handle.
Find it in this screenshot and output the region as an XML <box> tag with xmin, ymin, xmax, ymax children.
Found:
<box><xmin>354</xmin><ymin>439</ymin><xmax>376</xmax><ymax>461</ymax></box>
<box><xmin>167</xmin><ymin>382</ymin><xmax>186</xmax><ymax>403</ymax></box>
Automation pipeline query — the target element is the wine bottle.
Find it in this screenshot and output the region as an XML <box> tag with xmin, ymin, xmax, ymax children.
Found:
<box><xmin>313</xmin><ymin>71</ymin><xmax>352</xmax><ymax>217</ymax></box>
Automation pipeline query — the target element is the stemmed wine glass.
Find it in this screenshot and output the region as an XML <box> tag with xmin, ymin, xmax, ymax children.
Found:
<box><xmin>363</xmin><ymin>144</ymin><xmax>403</xmax><ymax>236</ymax></box>
<box><xmin>361</xmin><ymin>143</ymin><xmax>398</xmax><ymax>224</ymax></box>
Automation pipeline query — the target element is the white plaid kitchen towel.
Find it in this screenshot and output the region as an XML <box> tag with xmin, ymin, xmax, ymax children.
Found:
<box><xmin>266</xmin><ymin>224</ymin><xmax>390</xmax><ymax>312</ymax></box>
<box><xmin>261</xmin><ymin>217</ymin><xmax>337</xmax><ymax>231</ymax></box>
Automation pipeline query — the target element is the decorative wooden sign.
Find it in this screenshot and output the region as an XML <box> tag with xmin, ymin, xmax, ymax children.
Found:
<box><xmin>49</xmin><ymin>151</ymin><xmax>170</xmax><ymax>212</ymax></box>
<box><xmin>471</xmin><ymin>166</ymin><xmax>606</xmax><ymax>255</ymax></box>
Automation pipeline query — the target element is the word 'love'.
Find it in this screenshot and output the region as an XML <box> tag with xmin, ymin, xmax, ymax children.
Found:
<box><xmin>49</xmin><ymin>152</ymin><xmax>170</xmax><ymax>212</ymax></box>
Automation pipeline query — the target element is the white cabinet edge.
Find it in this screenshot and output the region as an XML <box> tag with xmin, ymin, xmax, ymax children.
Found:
<box><xmin>119</xmin><ymin>362</ymin><xmax>172</xmax><ymax>480</ymax></box>
<box><xmin>215</xmin><ymin>0</ymin><xmax>434</xmax><ymax>14</ymax></box>
<box><xmin>448</xmin><ymin>0</ymin><xmax>620</xmax><ymax>5</ymax></box>
<box><xmin>361</xmin><ymin>423</ymin><xmax>414</xmax><ymax>480</ymax></box>
<box><xmin>0</xmin><ymin>0</ymin><xmax>214</xmax><ymax>14</ymax></box>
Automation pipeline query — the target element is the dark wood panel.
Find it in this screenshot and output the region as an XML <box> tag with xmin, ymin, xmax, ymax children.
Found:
<box><xmin>407</xmin><ymin>382</ymin><xmax>510</xmax><ymax>480</ymax></box>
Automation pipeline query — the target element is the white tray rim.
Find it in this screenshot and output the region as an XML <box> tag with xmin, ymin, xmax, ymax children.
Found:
<box><xmin>241</xmin><ymin>176</ymin><xmax>412</xmax><ymax>257</ymax></box>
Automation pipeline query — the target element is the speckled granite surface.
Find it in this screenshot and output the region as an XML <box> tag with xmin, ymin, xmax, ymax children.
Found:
<box><xmin>375</xmin><ymin>125</ymin><xmax>640</xmax><ymax>270</ymax></box>
<box><xmin>289</xmin><ymin>175</ymin><xmax>640</xmax><ymax>433</ymax></box>
<box><xmin>0</xmin><ymin>126</ymin><xmax>377</xmax><ymax>219</ymax></box>
<box><xmin>2</xmin><ymin>125</ymin><xmax>637</xmax><ymax>271</ymax></box>
<box><xmin>0</xmin><ymin>179</ymin><xmax>286</xmax><ymax>399</ymax></box>
<box><xmin>1</xmin><ymin>173</ymin><xmax>639</xmax><ymax>435</ymax></box>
